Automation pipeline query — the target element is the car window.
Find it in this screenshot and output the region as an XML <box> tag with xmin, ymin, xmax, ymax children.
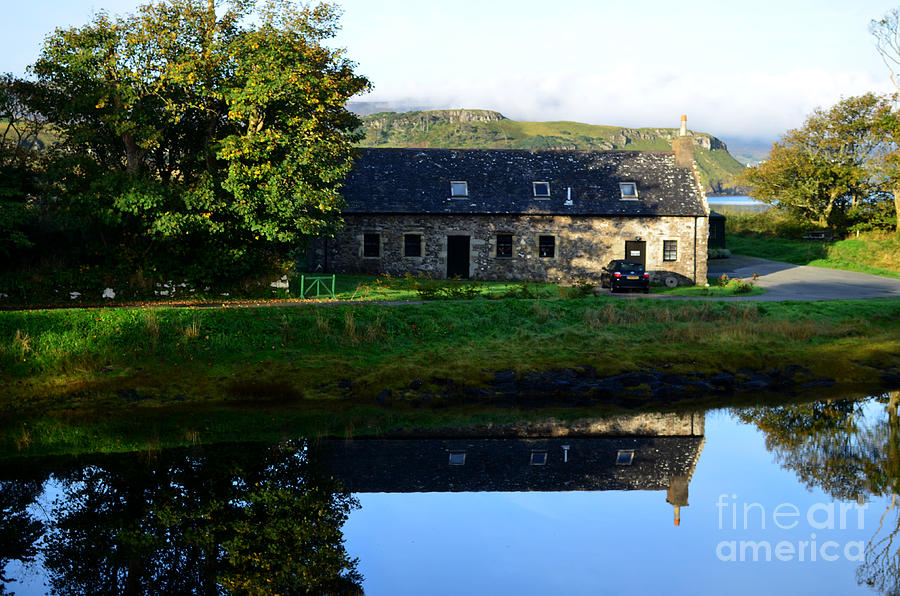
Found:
<box><xmin>615</xmin><ymin>262</ymin><xmax>644</xmax><ymax>273</ymax></box>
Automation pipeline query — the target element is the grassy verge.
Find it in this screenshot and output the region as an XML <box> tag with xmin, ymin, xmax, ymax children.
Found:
<box><xmin>2</xmin><ymin>298</ymin><xmax>897</xmax><ymax>406</ymax></box>
<box><xmin>651</xmin><ymin>276</ymin><xmax>765</xmax><ymax>297</ymax></box>
<box><xmin>1</xmin><ymin>297</ymin><xmax>898</xmax><ymax>457</ymax></box>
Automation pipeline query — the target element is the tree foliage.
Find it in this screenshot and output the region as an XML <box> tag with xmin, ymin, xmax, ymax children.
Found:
<box><xmin>741</xmin><ymin>93</ymin><xmax>898</xmax><ymax>231</ymax></box>
<box><xmin>0</xmin><ymin>75</ymin><xmax>47</xmax><ymax>259</ymax></box>
<box><xmin>20</xmin><ymin>0</ymin><xmax>369</xmax><ymax>282</ymax></box>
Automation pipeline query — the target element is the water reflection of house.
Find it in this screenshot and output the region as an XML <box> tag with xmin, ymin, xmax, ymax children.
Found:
<box><xmin>313</xmin><ymin>412</ymin><xmax>705</xmax><ymax>526</ymax></box>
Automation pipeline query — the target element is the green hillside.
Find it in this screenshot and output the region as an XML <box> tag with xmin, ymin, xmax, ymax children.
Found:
<box><xmin>357</xmin><ymin>109</ymin><xmax>745</xmax><ymax>194</ymax></box>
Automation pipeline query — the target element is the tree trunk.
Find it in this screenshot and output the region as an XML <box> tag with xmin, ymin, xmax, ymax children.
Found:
<box><xmin>894</xmin><ymin>186</ymin><xmax>900</xmax><ymax>233</ymax></box>
<box><xmin>122</xmin><ymin>131</ymin><xmax>143</xmax><ymax>176</ymax></box>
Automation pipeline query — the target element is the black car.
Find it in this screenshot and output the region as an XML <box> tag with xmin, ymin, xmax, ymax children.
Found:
<box><xmin>601</xmin><ymin>260</ymin><xmax>650</xmax><ymax>293</ymax></box>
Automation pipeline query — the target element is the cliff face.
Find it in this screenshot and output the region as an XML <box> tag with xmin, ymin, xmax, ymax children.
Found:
<box><xmin>364</xmin><ymin>109</ymin><xmax>505</xmax><ymax>132</ymax></box>
<box><xmin>356</xmin><ymin>109</ymin><xmax>743</xmax><ymax>193</ymax></box>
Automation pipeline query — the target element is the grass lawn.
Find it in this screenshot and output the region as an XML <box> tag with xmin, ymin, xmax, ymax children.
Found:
<box><xmin>325</xmin><ymin>275</ymin><xmax>561</xmax><ymax>301</ymax></box>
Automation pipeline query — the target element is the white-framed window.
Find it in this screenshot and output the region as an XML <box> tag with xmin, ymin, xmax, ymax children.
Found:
<box><xmin>530</xmin><ymin>451</ymin><xmax>548</xmax><ymax>465</ymax></box>
<box><xmin>663</xmin><ymin>240</ymin><xmax>677</xmax><ymax>261</ymax></box>
<box><xmin>450</xmin><ymin>181</ymin><xmax>468</xmax><ymax>198</ymax></box>
<box><xmin>533</xmin><ymin>181</ymin><xmax>550</xmax><ymax>198</ymax></box>
<box><xmin>616</xmin><ymin>450</ymin><xmax>634</xmax><ymax>465</ymax></box>
<box><xmin>619</xmin><ymin>182</ymin><xmax>639</xmax><ymax>200</ymax></box>
<box><xmin>449</xmin><ymin>451</ymin><xmax>466</xmax><ymax>465</ymax></box>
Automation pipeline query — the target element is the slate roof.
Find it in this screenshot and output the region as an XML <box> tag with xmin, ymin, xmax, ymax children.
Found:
<box><xmin>312</xmin><ymin>436</ymin><xmax>705</xmax><ymax>493</ymax></box>
<box><xmin>342</xmin><ymin>148</ymin><xmax>707</xmax><ymax>217</ymax></box>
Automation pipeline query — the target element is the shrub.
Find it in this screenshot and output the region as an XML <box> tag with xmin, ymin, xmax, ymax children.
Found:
<box><xmin>725</xmin><ymin>210</ymin><xmax>809</xmax><ymax>239</ymax></box>
<box><xmin>503</xmin><ymin>281</ymin><xmax>536</xmax><ymax>299</ymax></box>
<box><xmin>726</xmin><ymin>278</ymin><xmax>754</xmax><ymax>294</ymax></box>
<box><xmin>414</xmin><ymin>277</ymin><xmax>481</xmax><ymax>300</ymax></box>
<box><xmin>567</xmin><ymin>278</ymin><xmax>596</xmax><ymax>298</ymax></box>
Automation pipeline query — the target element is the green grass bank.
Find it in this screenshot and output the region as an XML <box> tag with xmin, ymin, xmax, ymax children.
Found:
<box><xmin>2</xmin><ymin>297</ymin><xmax>899</xmax><ymax>458</ymax></box>
<box><xmin>2</xmin><ymin>297</ymin><xmax>897</xmax><ymax>408</ymax></box>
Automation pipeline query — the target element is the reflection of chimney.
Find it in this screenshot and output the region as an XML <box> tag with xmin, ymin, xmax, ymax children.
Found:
<box><xmin>667</xmin><ymin>475</ymin><xmax>690</xmax><ymax>527</ymax></box>
<box><xmin>674</xmin><ymin>114</ymin><xmax>693</xmax><ymax>168</ymax></box>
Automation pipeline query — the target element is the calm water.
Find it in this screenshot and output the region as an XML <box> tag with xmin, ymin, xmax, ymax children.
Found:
<box><xmin>3</xmin><ymin>393</ymin><xmax>899</xmax><ymax>595</ymax></box>
<box><xmin>708</xmin><ymin>195</ymin><xmax>769</xmax><ymax>212</ymax></box>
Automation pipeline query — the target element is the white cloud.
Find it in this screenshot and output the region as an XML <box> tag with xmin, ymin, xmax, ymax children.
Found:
<box><xmin>361</xmin><ymin>66</ymin><xmax>895</xmax><ymax>141</ymax></box>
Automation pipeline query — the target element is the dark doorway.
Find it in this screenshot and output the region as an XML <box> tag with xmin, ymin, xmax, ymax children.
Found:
<box><xmin>447</xmin><ymin>235</ymin><xmax>470</xmax><ymax>279</ymax></box>
<box><xmin>624</xmin><ymin>240</ymin><xmax>646</xmax><ymax>267</ymax></box>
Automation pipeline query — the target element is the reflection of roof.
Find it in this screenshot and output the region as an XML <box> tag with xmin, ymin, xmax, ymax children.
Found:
<box><xmin>342</xmin><ymin>148</ymin><xmax>706</xmax><ymax>217</ymax></box>
<box><xmin>312</xmin><ymin>436</ymin><xmax>705</xmax><ymax>493</ymax></box>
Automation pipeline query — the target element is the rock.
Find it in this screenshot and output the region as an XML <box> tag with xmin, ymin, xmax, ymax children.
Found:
<box><xmin>800</xmin><ymin>379</ymin><xmax>835</xmax><ymax>389</ymax></box>
<box><xmin>709</xmin><ymin>373</ymin><xmax>735</xmax><ymax>390</ymax></box>
<box><xmin>494</xmin><ymin>370</ymin><xmax>517</xmax><ymax>383</ymax></box>
<box><xmin>881</xmin><ymin>373</ymin><xmax>900</xmax><ymax>386</ymax></box>
<box><xmin>738</xmin><ymin>374</ymin><xmax>779</xmax><ymax>392</ymax></box>
<box><xmin>614</xmin><ymin>371</ymin><xmax>661</xmax><ymax>387</ymax></box>
<box><xmin>376</xmin><ymin>389</ymin><xmax>392</xmax><ymax>407</ymax></box>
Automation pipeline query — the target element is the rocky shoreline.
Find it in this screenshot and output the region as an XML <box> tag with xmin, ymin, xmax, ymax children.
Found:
<box><xmin>371</xmin><ymin>365</ymin><xmax>900</xmax><ymax>410</ymax></box>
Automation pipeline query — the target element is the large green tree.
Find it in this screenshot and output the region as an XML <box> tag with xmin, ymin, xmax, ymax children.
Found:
<box><xmin>741</xmin><ymin>93</ymin><xmax>896</xmax><ymax>231</ymax></box>
<box><xmin>0</xmin><ymin>74</ymin><xmax>46</xmax><ymax>260</ymax></box>
<box><xmin>28</xmin><ymin>0</ymin><xmax>369</xmax><ymax>282</ymax></box>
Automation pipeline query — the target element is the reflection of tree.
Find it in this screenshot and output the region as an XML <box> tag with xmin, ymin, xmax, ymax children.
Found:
<box><xmin>42</xmin><ymin>440</ymin><xmax>362</xmax><ymax>595</ymax></box>
<box><xmin>857</xmin><ymin>392</ymin><xmax>900</xmax><ymax>596</ymax></box>
<box><xmin>735</xmin><ymin>399</ymin><xmax>870</xmax><ymax>500</ymax></box>
<box><xmin>0</xmin><ymin>471</ymin><xmax>46</xmax><ymax>595</ymax></box>
<box><xmin>736</xmin><ymin>392</ymin><xmax>900</xmax><ymax>595</ymax></box>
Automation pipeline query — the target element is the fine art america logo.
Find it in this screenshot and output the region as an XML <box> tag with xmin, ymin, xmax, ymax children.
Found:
<box><xmin>715</xmin><ymin>493</ymin><xmax>868</xmax><ymax>563</ymax></box>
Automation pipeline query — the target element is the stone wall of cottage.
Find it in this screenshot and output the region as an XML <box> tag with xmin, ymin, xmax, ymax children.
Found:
<box><xmin>317</xmin><ymin>214</ymin><xmax>708</xmax><ymax>285</ymax></box>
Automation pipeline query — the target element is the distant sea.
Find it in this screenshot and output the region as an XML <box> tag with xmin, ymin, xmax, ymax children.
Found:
<box><xmin>707</xmin><ymin>195</ymin><xmax>768</xmax><ymax>213</ymax></box>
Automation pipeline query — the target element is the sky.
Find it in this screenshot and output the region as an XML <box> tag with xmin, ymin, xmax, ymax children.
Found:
<box><xmin>3</xmin><ymin>0</ymin><xmax>898</xmax><ymax>144</ymax></box>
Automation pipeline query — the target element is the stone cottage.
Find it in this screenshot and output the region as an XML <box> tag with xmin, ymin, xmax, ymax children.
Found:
<box><xmin>317</xmin><ymin>118</ymin><xmax>710</xmax><ymax>285</ymax></box>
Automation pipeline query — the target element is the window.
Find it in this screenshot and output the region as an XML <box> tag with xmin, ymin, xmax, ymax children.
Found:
<box><xmin>533</xmin><ymin>181</ymin><xmax>550</xmax><ymax>198</ymax></box>
<box><xmin>363</xmin><ymin>233</ymin><xmax>380</xmax><ymax>258</ymax></box>
<box><xmin>450</xmin><ymin>181</ymin><xmax>468</xmax><ymax>198</ymax></box>
<box><xmin>449</xmin><ymin>452</ymin><xmax>466</xmax><ymax>466</ymax></box>
<box><xmin>530</xmin><ymin>450</ymin><xmax>548</xmax><ymax>465</ymax></box>
<box><xmin>616</xmin><ymin>450</ymin><xmax>634</xmax><ymax>466</ymax></box>
<box><xmin>538</xmin><ymin>235</ymin><xmax>555</xmax><ymax>258</ymax></box>
<box><xmin>663</xmin><ymin>240</ymin><xmax>677</xmax><ymax>261</ymax></box>
<box><xmin>496</xmin><ymin>234</ymin><xmax>513</xmax><ymax>258</ymax></box>
<box><xmin>619</xmin><ymin>182</ymin><xmax>638</xmax><ymax>199</ymax></box>
<box><xmin>404</xmin><ymin>233</ymin><xmax>422</xmax><ymax>257</ymax></box>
